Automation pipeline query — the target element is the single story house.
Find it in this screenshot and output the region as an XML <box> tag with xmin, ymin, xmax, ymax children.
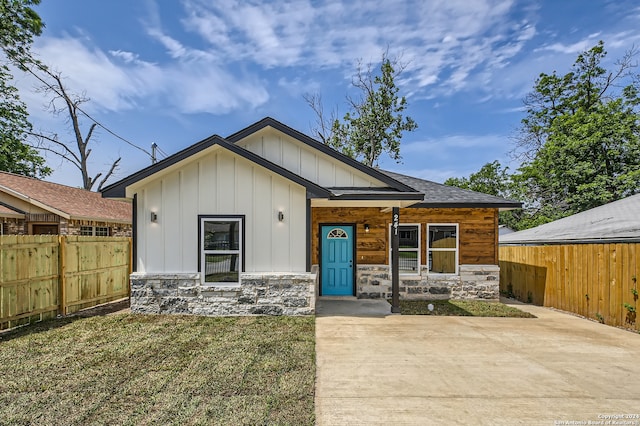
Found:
<box><xmin>0</xmin><ymin>171</ymin><xmax>132</xmax><ymax>236</ymax></box>
<box><xmin>101</xmin><ymin>117</ymin><xmax>521</xmax><ymax>315</ymax></box>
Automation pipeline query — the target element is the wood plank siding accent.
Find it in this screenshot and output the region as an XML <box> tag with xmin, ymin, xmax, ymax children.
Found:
<box><xmin>311</xmin><ymin>207</ymin><xmax>498</xmax><ymax>266</ymax></box>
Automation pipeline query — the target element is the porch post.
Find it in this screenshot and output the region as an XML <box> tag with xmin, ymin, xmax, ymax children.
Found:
<box><xmin>391</xmin><ymin>207</ymin><xmax>400</xmax><ymax>313</ymax></box>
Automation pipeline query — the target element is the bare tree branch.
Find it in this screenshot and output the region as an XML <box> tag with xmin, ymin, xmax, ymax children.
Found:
<box><xmin>21</xmin><ymin>65</ymin><xmax>120</xmax><ymax>190</ymax></box>
<box><xmin>26</xmin><ymin>143</ymin><xmax>83</xmax><ymax>173</ymax></box>
<box><xmin>303</xmin><ymin>93</ymin><xmax>338</xmax><ymax>143</ymax></box>
<box><xmin>27</xmin><ymin>131</ymin><xmax>83</xmax><ymax>166</ymax></box>
<box><xmin>97</xmin><ymin>158</ymin><xmax>121</xmax><ymax>192</ymax></box>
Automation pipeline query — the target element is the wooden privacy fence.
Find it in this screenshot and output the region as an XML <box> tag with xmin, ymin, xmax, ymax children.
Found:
<box><xmin>1</xmin><ymin>235</ymin><xmax>132</xmax><ymax>330</ymax></box>
<box><xmin>500</xmin><ymin>243</ymin><xmax>640</xmax><ymax>329</ymax></box>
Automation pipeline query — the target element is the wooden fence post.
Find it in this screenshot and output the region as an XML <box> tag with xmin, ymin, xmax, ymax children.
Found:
<box><xmin>128</xmin><ymin>237</ymin><xmax>133</xmax><ymax>297</ymax></box>
<box><xmin>58</xmin><ymin>235</ymin><xmax>66</xmax><ymax>316</ymax></box>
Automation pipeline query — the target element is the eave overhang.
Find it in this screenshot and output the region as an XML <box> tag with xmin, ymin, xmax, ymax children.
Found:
<box><xmin>101</xmin><ymin>135</ymin><xmax>332</xmax><ymax>200</ymax></box>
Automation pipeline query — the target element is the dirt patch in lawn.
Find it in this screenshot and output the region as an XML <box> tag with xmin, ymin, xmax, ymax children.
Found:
<box><xmin>72</xmin><ymin>298</ymin><xmax>131</xmax><ymax>317</ymax></box>
<box><xmin>397</xmin><ymin>299</ymin><xmax>536</xmax><ymax>317</ymax></box>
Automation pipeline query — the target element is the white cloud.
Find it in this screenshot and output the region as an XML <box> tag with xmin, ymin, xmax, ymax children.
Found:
<box><xmin>178</xmin><ymin>0</ymin><xmax>534</xmax><ymax>97</ymax></box>
<box><xmin>109</xmin><ymin>50</ymin><xmax>140</xmax><ymax>64</ymax></box>
<box><xmin>25</xmin><ymin>34</ymin><xmax>269</xmax><ymax>116</ymax></box>
<box><xmin>23</xmin><ymin>0</ymin><xmax>640</xmax><ymax>126</ymax></box>
<box><xmin>32</xmin><ymin>37</ymin><xmax>142</xmax><ymax>112</ymax></box>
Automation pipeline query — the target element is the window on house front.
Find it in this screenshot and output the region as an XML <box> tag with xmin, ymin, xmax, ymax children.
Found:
<box><xmin>200</xmin><ymin>216</ymin><xmax>244</xmax><ymax>285</ymax></box>
<box><xmin>80</xmin><ymin>226</ymin><xmax>110</xmax><ymax>236</ymax></box>
<box><xmin>390</xmin><ymin>224</ymin><xmax>420</xmax><ymax>274</ymax></box>
<box><xmin>427</xmin><ymin>224</ymin><xmax>458</xmax><ymax>274</ymax></box>
<box><xmin>95</xmin><ymin>226</ymin><xmax>109</xmax><ymax>236</ymax></box>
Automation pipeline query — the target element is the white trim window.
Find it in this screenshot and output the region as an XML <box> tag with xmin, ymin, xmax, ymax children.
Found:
<box><xmin>200</xmin><ymin>217</ymin><xmax>243</xmax><ymax>286</ymax></box>
<box><xmin>80</xmin><ymin>226</ymin><xmax>110</xmax><ymax>236</ymax></box>
<box><xmin>427</xmin><ymin>224</ymin><xmax>458</xmax><ymax>274</ymax></box>
<box><xmin>390</xmin><ymin>223</ymin><xmax>421</xmax><ymax>274</ymax></box>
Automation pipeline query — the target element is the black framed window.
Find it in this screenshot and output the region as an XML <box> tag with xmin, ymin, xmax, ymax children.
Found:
<box><xmin>200</xmin><ymin>216</ymin><xmax>244</xmax><ymax>285</ymax></box>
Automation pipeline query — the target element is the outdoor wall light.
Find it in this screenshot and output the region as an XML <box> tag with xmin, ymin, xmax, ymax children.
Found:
<box><xmin>364</xmin><ymin>223</ymin><xmax>370</xmax><ymax>233</ymax></box>
<box><xmin>150</xmin><ymin>212</ymin><xmax>158</xmax><ymax>223</ymax></box>
<box><xmin>278</xmin><ymin>211</ymin><xmax>284</xmax><ymax>222</ymax></box>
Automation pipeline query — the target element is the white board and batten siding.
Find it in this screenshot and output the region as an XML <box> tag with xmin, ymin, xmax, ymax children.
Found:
<box><xmin>236</xmin><ymin>128</ymin><xmax>388</xmax><ymax>188</ymax></box>
<box><xmin>133</xmin><ymin>146</ymin><xmax>307</xmax><ymax>274</ymax></box>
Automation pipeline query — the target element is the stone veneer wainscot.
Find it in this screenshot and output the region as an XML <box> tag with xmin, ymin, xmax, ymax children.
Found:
<box><xmin>130</xmin><ymin>272</ymin><xmax>316</xmax><ymax>316</ymax></box>
<box><xmin>356</xmin><ymin>264</ymin><xmax>500</xmax><ymax>301</ymax></box>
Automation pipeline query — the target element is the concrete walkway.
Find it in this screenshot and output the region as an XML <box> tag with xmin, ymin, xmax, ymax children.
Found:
<box><xmin>315</xmin><ymin>300</ymin><xmax>640</xmax><ymax>425</ymax></box>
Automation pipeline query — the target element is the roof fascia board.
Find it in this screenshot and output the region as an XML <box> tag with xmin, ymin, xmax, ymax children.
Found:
<box><xmin>0</xmin><ymin>200</ymin><xmax>26</xmax><ymax>215</ymax></box>
<box><xmin>68</xmin><ymin>215</ymin><xmax>132</xmax><ymax>224</ymax></box>
<box><xmin>500</xmin><ymin>237</ymin><xmax>640</xmax><ymax>245</ymax></box>
<box><xmin>101</xmin><ymin>134</ymin><xmax>332</xmax><ymax>199</ymax></box>
<box><xmin>329</xmin><ymin>193</ymin><xmax>424</xmax><ymax>201</ymax></box>
<box><xmin>408</xmin><ymin>202</ymin><xmax>522</xmax><ymax>209</ymax></box>
<box><xmin>101</xmin><ymin>135</ymin><xmax>222</xmax><ymax>198</ymax></box>
<box><xmin>226</xmin><ymin>117</ymin><xmax>419</xmax><ymax>193</ymax></box>
<box><xmin>311</xmin><ymin>199</ymin><xmax>421</xmax><ymax>208</ymax></box>
<box><xmin>0</xmin><ymin>186</ymin><xmax>70</xmax><ymax>219</ymax></box>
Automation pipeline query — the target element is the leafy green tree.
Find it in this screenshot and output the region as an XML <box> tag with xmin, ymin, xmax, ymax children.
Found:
<box><xmin>445</xmin><ymin>43</ymin><xmax>639</xmax><ymax>231</ymax></box>
<box><xmin>0</xmin><ymin>0</ymin><xmax>50</xmax><ymax>177</ymax></box>
<box><xmin>515</xmin><ymin>41</ymin><xmax>640</xmax><ymax>219</ymax></box>
<box><xmin>308</xmin><ymin>54</ymin><xmax>417</xmax><ymax>166</ymax></box>
<box><xmin>444</xmin><ymin>161</ymin><xmax>512</xmax><ymax>197</ymax></box>
<box><xmin>0</xmin><ymin>66</ymin><xmax>49</xmax><ymax>176</ymax></box>
<box><xmin>444</xmin><ymin>161</ymin><xmax>528</xmax><ymax>230</ymax></box>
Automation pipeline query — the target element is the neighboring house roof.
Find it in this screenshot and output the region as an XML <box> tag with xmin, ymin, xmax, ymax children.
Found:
<box><xmin>380</xmin><ymin>170</ymin><xmax>522</xmax><ymax>209</ymax></box>
<box><xmin>0</xmin><ymin>171</ymin><xmax>132</xmax><ymax>223</ymax></box>
<box><xmin>498</xmin><ymin>225</ymin><xmax>515</xmax><ymax>236</ymax></box>
<box><xmin>500</xmin><ymin>194</ymin><xmax>640</xmax><ymax>245</ymax></box>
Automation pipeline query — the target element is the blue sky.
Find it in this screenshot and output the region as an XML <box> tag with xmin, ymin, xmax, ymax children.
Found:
<box><xmin>14</xmin><ymin>0</ymin><xmax>640</xmax><ymax>188</ymax></box>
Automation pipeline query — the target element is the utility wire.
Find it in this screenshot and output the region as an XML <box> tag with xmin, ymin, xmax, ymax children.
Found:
<box><xmin>80</xmin><ymin>109</ymin><xmax>152</xmax><ymax>157</ymax></box>
<box><xmin>156</xmin><ymin>145</ymin><xmax>169</xmax><ymax>158</ymax></box>
<box><xmin>22</xmin><ymin>60</ymin><xmax>153</xmax><ymax>158</ymax></box>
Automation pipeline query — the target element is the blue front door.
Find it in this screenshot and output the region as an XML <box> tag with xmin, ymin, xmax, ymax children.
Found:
<box><xmin>321</xmin><ymin>225</ymin><xmax>354</xmax><ymax>296</ymax></box>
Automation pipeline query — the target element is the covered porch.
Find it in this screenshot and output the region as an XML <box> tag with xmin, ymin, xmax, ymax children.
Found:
<box><xmin>310</xmin><ymin>199</ymin><xmax>502</xmax><ymax>306</ymax></box>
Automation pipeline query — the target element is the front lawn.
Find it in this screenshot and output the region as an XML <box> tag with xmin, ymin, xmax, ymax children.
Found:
<box><xmin>0</xmin><ymin>313</ymin><xmax>315</xmax><ymax>425</ymax></box>
<box><xmin>397</xmin><ymin>299</ymin><xmax>536</xmax><ymax>317</ymax></box>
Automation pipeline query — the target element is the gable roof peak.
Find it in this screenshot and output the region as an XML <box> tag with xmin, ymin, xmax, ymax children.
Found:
<box><xmin>227</xmin><ymin>117</ymin><xmax>420</xmax><ymax>194</ymax></box>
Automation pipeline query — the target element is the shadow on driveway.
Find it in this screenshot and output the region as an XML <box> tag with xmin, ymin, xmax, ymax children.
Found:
<box><xmin>315</xmin><ymin>298</ymin><xmax>391</xmax><ymax>318</ymax></box>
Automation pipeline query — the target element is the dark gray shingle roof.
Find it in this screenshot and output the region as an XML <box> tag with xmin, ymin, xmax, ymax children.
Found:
<box><xmin>380</xmin><ymin>170</ymin><xmax>522</xmax><ymax>209</ymax></box>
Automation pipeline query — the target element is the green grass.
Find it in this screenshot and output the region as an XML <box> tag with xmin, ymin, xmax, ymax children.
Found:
<box><xmin>397</xmin><ymin>299</ymin><xmax>536</xmax><ymax>318</ymax></box>
<box><xmin>0</xmin><ymin>313</ymin><xmax>315</xmax><ymax>425</ymax></box>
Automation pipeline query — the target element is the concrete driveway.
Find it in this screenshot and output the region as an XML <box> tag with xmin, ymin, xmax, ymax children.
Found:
<box><xmin>315</xmin><ymin>299</ymin><xmax>640</xmax><ymax>425</ymax></box>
